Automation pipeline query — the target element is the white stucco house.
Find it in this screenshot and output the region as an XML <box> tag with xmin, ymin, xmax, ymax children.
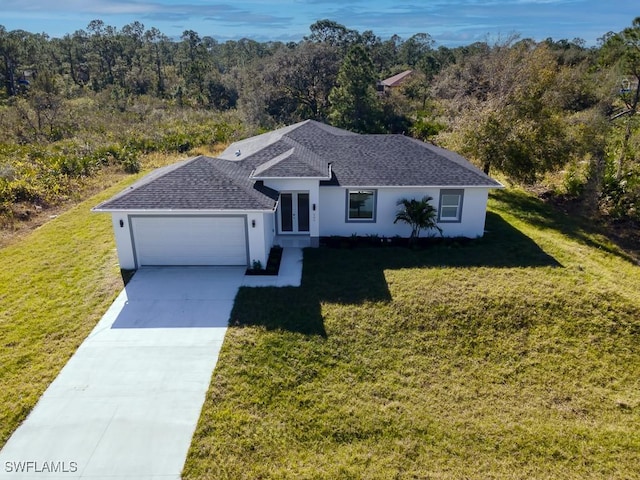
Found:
<box><xmin>93</xmin><ymin>120</ymin><xmax>503</xmax><ymax>269</ymax></box>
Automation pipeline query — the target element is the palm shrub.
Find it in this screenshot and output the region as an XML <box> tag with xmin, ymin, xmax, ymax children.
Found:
<box><xmin>394</xmin><ymin>196</ymin><xmax>442</xmax><ymax>243</ymax></box>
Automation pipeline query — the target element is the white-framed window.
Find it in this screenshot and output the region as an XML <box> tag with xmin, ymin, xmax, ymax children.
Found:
<box><xmin>346</xmin><ymin>189</ymin><xmax>376</xmax><ymax>222</ymax></box>
<box><xmin>438</xmin><ymin>189</ymin><xmax>464</xmax><ymax>222</ymax></box>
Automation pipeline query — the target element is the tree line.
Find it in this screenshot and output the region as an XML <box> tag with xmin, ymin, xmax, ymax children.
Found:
<box><xmin>0</xmin><ymin>18</ymin><xmax>639</xmax><ymax>224</ymax></box>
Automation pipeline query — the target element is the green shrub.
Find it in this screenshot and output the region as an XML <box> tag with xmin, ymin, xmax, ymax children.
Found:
<box><xmin>601</xmin><ymin>160</ymin><xmax>640</xmax><ymax>220</ymax></box>
<box><xmin>126</xmin><ymin>135</ymin><xmax>159</xmax><ymax>154</ymax></box>
<box><xmin>55</xmin><ymin>154</ymin><xmax>98</xmax><ymax>177</ymax></box>
<box><xmin>562</xmin><ymin>163</ymin><xmax>586</xmax><ymax>198</ymax></box>
<box><xmin>120</xmin><ymin>149</ymin><xmax>141</xmax><ymax>174</ymax></box>
<box><xmin>410</xmin><ymin>115</ymin><xmax>446</xmax><ymax>141</ymax></box>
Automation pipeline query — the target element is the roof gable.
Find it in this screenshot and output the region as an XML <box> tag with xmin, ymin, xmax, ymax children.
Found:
<box><xmin>251</xmin><ymin>147</ymin><xmax>329</xmax><ymax>179</ymax></box>
<box><xmin>251</xmin><ymin>136</ymin><xmax>330</xmax><ymax>179</ymax></box>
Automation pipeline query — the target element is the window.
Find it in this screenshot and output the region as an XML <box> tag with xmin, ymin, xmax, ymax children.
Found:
<box><xmin>347</xmin><ymin>189</ymin><xmax>376</xmax><ymax>222</ymax></box>
<box><xmin>438</xmin><ymin>189</ymin><xmax>464</xmax><ymax>222</ymax></box>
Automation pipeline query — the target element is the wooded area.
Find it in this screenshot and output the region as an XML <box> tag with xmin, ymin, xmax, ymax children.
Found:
<box><xmin>1</xmin><ymin>17</ymin><xmax>639</xmax><ymax>232</ymax></box>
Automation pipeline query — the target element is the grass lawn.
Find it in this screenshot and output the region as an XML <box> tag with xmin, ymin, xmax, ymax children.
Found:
<box><xmin>184</xmin><ymin>189</ymin><xmax>640</xmax><ymax>479</ymax></box>
<box><xmin>0</xmin><ymin>178</ymin><xmax>137</xmax><ymax>448</ymax></box>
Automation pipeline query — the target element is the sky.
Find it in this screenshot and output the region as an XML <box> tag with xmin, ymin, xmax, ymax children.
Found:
<box><xmin>0</xmin><ymin>0</ymin><xmax>637</xmax><ymax>46</ymax></box>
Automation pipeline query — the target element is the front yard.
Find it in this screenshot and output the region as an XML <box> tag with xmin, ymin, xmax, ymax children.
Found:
<box><xmin>184</xmin><ymin>190</ymin><xmax>640</xmax><ymax>479</ymax></box>
<box><xmin>1</xmin><ymin>186</ymin><xmax>638</xmax><ymax>478</ymax></box>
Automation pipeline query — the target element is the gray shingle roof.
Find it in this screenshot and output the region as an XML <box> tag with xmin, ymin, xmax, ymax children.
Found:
<box><xmin>286</xmin><ymin>121</ymin><xmax>501</xmax><ymax>187</ymax></box>
<box><xmin>251</xmin><ymin>137</ymin><xmax>331</xmax><ymax>179</ymax></box>
<box><xmin>95</xmin><ymin>120</ymin><xmax>501</xmax><ymax>212</ymax></box>
<box><xmin>94</xmin><ymin>156</ymin><xmax>278</xmax><ymax>211</ymax></box>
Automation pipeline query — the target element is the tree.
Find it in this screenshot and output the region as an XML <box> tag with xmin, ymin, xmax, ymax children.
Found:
<box><xmin>261</xmin><ymin>42</ymin><xmax>339</xmax><ymax>123</ymax></box>
<box><xmin>305</xmin><ymin>19</ymin><xmax>359</xmax><ymax>49</ymax></box>
<box><xmin>11</xmin><ymin>71</ymin><xmax>71</xmax><ymax>142</ymax></box>
<box><xmin>372</xmin><ymin>34</ymin><xmax>402</xmax><ymax>72</ymax></box>
<box><xmin>394</xmin><ymin>196</ymin><xmax>442</xmax><ymax>242</ymax></box>
<box><xmin>601</xmin><ymin>17</ymin><xmax>640</xmax><ymax>179</ymax></box>
<box><xmin>0</xmin><ymin>27</ymin><xmax>27</xmax><ymax>96</ymax></box>
<box><xmin>179</xmin><ymin>30</ymin><xmax>208</xmax><ymax>100</ymax></box>
<box><xmin>596</xmin><ymin>17</ymin><xmax>640</xmax><ymax>219</ymax></box>
<box><xmin>86</xmin><ymin>20</ymin><xmax>120</xmax><ymax>88</ymax></box>
<box><xmin>399</xmin><ymin>33</ymin><xmax>434</xmax><ymax>67</ymax></box>
<box><xmin>144</xmin><ymin>27</ymin><xmax>169</xmax><ymax>95</ymax></box>
<box><xmin>435</xmin><ymin>41</ymin><xmax>572</xmax><ymax>182</ymax></box>
<box><xmin>328</xmin><ymin>44</ymin><xmax>383</xmax><ymax>133</ymax></box>
<box><xmin>57</xmin><ymin>32</ymin><xmax>89</xmax><ymax>86</ymax></box>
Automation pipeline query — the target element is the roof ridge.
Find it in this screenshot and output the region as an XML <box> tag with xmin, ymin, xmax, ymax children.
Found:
<box><xmin>297</xmin><ymin>120</ymin><xmax>358</xmax><ymax>137</ymax></box>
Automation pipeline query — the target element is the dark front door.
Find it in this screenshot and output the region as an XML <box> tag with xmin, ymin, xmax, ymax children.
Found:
<box><xmin>279</xmin><ymin>192</ymin><xmax>310</xmax><ymax>234</ymax></box>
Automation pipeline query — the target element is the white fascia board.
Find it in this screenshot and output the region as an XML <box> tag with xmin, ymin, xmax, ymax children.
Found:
<box><xmin>91</xmin><ymin>207</ymin><xmax>276</xmax><ymax>214</ymax></box>
<box><xmin>252</xmin><ymin>175</ymin><xmax>331</xmax><ymax>181</ymax></box>
<box><xmin>328</xmin><ymin>183</ymin><xmax>504</xmax><ymax>189</ymax></box>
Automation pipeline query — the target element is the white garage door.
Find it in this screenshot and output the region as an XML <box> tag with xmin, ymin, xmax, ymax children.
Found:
<box><xmin>132</xmin><ymin>216</ymin><xmax>247</xmax><ymax>266</ymax></box>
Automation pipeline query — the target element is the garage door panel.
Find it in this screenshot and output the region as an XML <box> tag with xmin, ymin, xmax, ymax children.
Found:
<box><xmin>132</xmin><ymin>216</ymin><xmax>247</xmax><ymax>266</ymax></box>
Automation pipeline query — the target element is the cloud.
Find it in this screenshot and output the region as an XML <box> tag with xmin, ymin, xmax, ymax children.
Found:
<box><xmin>2</xmin><ymin>0</ymin><xmax>153</xmax><ymax>15</ymax></box>
<box><xmin>0</xmin><ymin>0</ymin><xmax>637</xmax><ymax>46</ymax></box>
<box><xmin>1</xmin><ymin>0</ymin><xmax>293</xmax><ymax>28</ymax></box>
<box><xmin>306</xmin><ymin>0</ymin><xmax>636</xmax><ymax>44</ymax></box>
<box><xmin>144</xmin><ymin>4</ymin><xmax>292</xmax><ymax>27</ymax></box>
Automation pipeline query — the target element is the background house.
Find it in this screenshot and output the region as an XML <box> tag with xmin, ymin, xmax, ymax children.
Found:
<box><xmin>377</xmin><ymin>70</ymin><xmax>413</xmax><ymax>93</ymax></box>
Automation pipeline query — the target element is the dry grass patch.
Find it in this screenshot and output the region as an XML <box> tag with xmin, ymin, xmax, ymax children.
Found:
<box><xmin>184</xmin><ymin>189</ymin><xmax>640</xmax><ymax>479</ymax></box>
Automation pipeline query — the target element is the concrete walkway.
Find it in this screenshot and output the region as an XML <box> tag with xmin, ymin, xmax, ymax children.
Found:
<box><xmin>0</xmin><ymin>248</ymin><xmax>303</xmax><ymax>479</ymax></box>
<box><xmin>242</xmin><ymin>246</ymin><xmax>303</xmax><ymax>288</ymax></box>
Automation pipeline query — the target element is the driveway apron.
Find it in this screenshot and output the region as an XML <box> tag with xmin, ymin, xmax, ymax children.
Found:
<box><xmin>0</xmin><ymin>266</ymin><xmax>245</xmax><ymax>480</ymax></box>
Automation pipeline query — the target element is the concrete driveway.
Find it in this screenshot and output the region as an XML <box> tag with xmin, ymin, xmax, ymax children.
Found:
<box><xmin>0</xmin><ymin>266</ymin><xmax>245</xmax><ymax>479</ymax></box>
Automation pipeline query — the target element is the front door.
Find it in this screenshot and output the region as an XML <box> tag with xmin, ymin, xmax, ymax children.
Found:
<box><xmin>279</xmin><ymin>192</ymin><xmax>310</xmax><ymax>234</ymax></box>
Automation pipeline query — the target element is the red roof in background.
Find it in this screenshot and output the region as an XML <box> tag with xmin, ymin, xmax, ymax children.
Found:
<box><xmin>380</xmin><ymin>70</ymin><xmax>413</xmax><ymax>87</ymax></box>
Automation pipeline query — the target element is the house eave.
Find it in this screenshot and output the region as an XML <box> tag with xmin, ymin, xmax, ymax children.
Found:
<box><xmin>92</xmin><ymin>207</ymin><xmax>276</xmax><ymax>214</ymax></box>
<box><xmin>251</xmin><ymin>175</ymin><xmax>332</xmax><ymax>181</ymax></box>
<box><xmin>320</xmin><ymin>183</ymin><xmax>504</xmax><ymax>189</ymax></box>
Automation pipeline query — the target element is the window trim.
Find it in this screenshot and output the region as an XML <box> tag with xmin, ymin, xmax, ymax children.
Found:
<box><xmin>346</xmin><ymin>189</ymin><xmax>377</xmax><ymax>223</ymax></box>
<box><xmin>438</xmin><ymin>189</ymin><xmax>464</xmax><ymax>223</ymax></box>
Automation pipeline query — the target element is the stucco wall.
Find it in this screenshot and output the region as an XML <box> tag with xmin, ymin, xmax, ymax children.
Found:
<box><xmin>263</xmin><ymin>178</ymin><xmax>320</xmax><ymax>239</ymax></box>
<box><xmin>318</xmin><ymin>187</ymin><xmax>490</xmax><ymax>238</ymax></box>
<box><xmin>111</xmin><ymin>214</ymin><xmax>136</xmax><ymax>270</ymax></box>
<box><xmin>263</xmin><ymin>211</ymin><xmax>276</xmax><ymax>252</ymax></box>
<box><xmin>247</xmin><ymin>211</ymin><xmax>277</xmax><ymax>266</ymax></box>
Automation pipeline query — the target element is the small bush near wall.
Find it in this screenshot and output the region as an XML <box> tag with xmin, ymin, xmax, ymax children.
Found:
<box><xmin>246</xmin><ymin>245</ymin><xmax>283</xmax><ymax>275</ymax></box>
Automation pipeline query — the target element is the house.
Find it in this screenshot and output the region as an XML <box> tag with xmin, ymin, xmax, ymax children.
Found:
<box><xmin>377</xmin><ymin>69</ymin><xmax>413</xmax><ymax>93</ymax></box>
<box><xmin>93</xmin><ymin>120</ymin><xmax>502</xmax><ymax>269</ymax></box>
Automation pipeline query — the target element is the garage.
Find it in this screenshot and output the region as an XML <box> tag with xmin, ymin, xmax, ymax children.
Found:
<box><xmin>131</xmin><ymin>216</ymin><xmax>248</xmax><ymax>267</ymax></box>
